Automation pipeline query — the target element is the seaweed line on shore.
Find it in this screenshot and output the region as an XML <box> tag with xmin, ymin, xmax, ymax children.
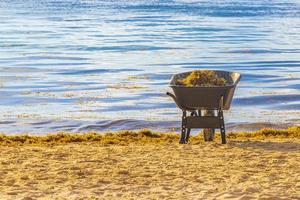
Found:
<box><xmin>0</xmin><ymin>126</ymin><xmax>300</xmax><ymax>146</ymax></box>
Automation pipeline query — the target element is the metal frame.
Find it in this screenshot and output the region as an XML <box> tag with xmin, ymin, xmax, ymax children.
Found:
<box><xmin>167</xmin><ymin>92</ymin><xmax>226</xmax><ymax>144</ymax></box>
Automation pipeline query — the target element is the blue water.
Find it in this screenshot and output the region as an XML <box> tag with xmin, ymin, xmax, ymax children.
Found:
<box><xmin>1</xmin><ymin>0</ymin><xmax>300</xmax><ymax>134</ymax></box>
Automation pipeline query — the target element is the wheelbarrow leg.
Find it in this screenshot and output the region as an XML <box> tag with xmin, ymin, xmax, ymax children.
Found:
<box><xmin>185</xmin><ymin>111</ymin><xmax>196</xmax><ymax>143</ymax></box>
<box><xmin>185</xmin><ymin>128</ymin><xmax>190</xmax><ymax>143</ymax></box>
<box><xmin>180</xmin><ymin>110</ymin><xmax>187</xmax><ymax>144</ymax></box>
<box><xmin>198</xmin><ymin>109</ymin><xmax>201</xmax><ymax>117</ymax></box>
<box><xmin>219</xmin><ymin>109</ymin><xmax>226</xmax><ymax>144</ymax></box>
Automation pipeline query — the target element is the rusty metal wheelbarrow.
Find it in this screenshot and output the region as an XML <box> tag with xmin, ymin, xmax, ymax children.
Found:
<box><xmin>167</xmin><ymin>70</ymin><xmax>241</xmax><ymax>144</ymax></box>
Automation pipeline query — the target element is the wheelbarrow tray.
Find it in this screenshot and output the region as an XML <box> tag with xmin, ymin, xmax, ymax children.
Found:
<box><xmin>169</xmin><ymin>70</ymin><xmax>241</xmax><ymax>110</ymax></box>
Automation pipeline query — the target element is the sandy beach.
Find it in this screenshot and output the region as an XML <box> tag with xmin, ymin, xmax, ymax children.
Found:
<box><xmin>0</xmin><ymin>129</ymin><xmax>300</xmax><ymax>199</ymax></box>
<box><xmin>2</xmin><ymin>1</ymin><xmax>300</xmax><ymax>199</ymax></box>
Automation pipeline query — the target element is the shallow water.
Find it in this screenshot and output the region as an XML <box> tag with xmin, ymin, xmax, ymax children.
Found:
<box><xmin>1</xmin><ymin>0</ymin><xmax>300</xmax><ymax>134</ymax></box>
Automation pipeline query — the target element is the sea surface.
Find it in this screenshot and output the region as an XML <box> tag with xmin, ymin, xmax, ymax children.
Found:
<box><xmin>1</xmin><ymin>0</ymin><xmax>300</xmax><ymax>134</ymax></box>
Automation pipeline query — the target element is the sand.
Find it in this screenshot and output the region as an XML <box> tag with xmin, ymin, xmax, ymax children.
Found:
<box><xmin>0</xmin><ymin>137</ymin><xmax>300</xmax><ymax>199</ymax></box>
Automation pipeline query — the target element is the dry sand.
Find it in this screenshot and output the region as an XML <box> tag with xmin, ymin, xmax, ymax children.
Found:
<box><xmin>0</xmin><ymin>138</ymin><xmax>300</xmax><ymax>199</ymax></box>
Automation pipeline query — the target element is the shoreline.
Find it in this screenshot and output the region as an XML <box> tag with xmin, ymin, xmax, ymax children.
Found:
<box><xmin>0</xmin><ymin>126</ymin><xmax>300</xmax><ymax>145</ymax></box>
<box><xmin>0</xmin><ymin>119</ymin><xmax>298</xmax><ymax>135</ymax></box>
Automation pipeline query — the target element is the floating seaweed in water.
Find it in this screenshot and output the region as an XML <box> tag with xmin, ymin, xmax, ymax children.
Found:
<box><xmin>176</xmin><ymin>70</ymin><xmax>227</xmax><ymax>87</ymax></box>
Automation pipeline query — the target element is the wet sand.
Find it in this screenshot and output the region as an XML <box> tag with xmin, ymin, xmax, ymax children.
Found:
<box><xmin>0</xmin><ymin>131</ymin><xmax>299</xmax><ymax>199</ymax></box>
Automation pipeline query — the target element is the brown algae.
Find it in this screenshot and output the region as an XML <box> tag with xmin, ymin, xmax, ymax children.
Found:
<box><xmin>176</xmin><ymin>70</ymin><xmax>227</xmax><ymax>87</ymax></box>
<box><xmin>0</xmin><ymin>126</ymin><xmax>300</xmax><ymax>146</ymax></box>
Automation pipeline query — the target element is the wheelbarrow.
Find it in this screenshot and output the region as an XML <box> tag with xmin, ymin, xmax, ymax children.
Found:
<box><xmin>166</xmin><ymin>70</ymin><xmax>241</xmax><ymax>144</ymax></box>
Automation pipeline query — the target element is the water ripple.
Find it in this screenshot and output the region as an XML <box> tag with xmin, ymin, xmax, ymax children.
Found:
<box><xmin>1</xmin><ymin>0</ymin><xmax>300</xmax><ymax>133</ymax></box>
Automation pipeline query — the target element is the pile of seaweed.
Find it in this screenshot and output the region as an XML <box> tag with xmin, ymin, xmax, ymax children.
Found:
<box><xmin>176</xmin><ymin>70</ymin><xmax>227</xmax><ymax>87</ymax></box>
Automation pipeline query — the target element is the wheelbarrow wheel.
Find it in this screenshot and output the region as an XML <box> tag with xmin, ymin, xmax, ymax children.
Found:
<box><xmin>203</xmin><ymin>110</ymin><xmax>215</xmax><ymax>142</ymax></box>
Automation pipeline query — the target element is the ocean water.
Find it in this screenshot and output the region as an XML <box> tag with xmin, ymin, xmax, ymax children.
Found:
<box><xmin>1</xmin><ymin>0</ymin><xmax>300</xmax><ymax>134</ymax></box>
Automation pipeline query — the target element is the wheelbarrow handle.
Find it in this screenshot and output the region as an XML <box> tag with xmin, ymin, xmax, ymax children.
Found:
<box><xmin>166</xmin><ymin>92</ymin><xmax>175</xmax><ymax>99</ymax></box>
<box><xmin>166</xmin><ymin>92</ymin><xmax>185</xmax><ymax>110</ymax></box>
